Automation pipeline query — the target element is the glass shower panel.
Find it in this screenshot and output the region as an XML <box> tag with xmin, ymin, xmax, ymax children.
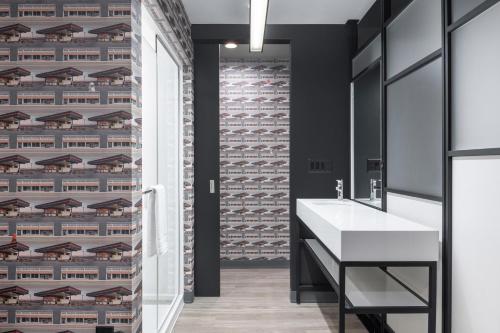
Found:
<box><xmin>156</xmin><ymin>38</ymin><xmax>181</xmax><ymax>329</ymax></box>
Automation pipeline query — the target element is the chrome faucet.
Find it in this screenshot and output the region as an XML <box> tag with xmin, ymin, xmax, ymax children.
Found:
<box><xmin>336</xmin><ymin>179</ymin><xmax>343</xmax><ymax>200</ymax></box>
<box><xmin>370</xmin><ymin>179</ymin><xmax>378</xmax><ymax>201</ymax></box>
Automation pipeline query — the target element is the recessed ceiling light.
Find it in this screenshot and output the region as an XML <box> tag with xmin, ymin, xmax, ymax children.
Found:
<box><xmin>250</xmin><ymin>0</ymin><xmax>269</xmax><ymax>52</ymax></box>
<box><xmin>225</xmin><ymin>42</ymin><xmax>238</xmax><ymax>49</ymax></box>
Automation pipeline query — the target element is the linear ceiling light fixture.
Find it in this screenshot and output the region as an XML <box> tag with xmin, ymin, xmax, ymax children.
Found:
<box><xmin>250</xmin><ymin>0</ymin><xmax>269</xmax><ymax>52</ymax></box>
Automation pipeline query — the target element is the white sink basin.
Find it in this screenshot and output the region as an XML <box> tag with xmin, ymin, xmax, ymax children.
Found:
<box><xmin>297</xmin><ymin>198</ymin><xmax>439</xmax><ymax>262</ymax></box>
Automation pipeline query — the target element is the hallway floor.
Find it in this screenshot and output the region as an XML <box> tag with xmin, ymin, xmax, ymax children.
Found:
<box><xmin>174</xmin><ymin>269</ymin><xmax>367</xmax><ymax>333</ymax></box>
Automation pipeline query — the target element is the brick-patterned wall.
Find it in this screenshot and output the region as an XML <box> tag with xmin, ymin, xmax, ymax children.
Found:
<box><xmin>0</xmin><ymin>0</ymin><xmax>142</xmax><ymax>332</ymax></box>
<box><xmin>219</xmin><ymin>56</ymin><xmax>290</xmax><ymax>263</ymax></box>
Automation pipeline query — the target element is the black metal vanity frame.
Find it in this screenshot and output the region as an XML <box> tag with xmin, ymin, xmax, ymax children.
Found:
<box><xmin>296</xmin><ymin>220</ymin><xmax>437</xmax><ymax>333</ymax></box>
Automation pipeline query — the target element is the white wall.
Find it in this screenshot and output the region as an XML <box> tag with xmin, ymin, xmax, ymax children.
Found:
<box><xmin>451</xmin><ymin>156</ymin><xmax>500</xmax><ymax>333</ymax></box>
<box><xmin>386</xmin><ymin>192</ymin><xmax>442</xmax><ymax>333</ymax></box>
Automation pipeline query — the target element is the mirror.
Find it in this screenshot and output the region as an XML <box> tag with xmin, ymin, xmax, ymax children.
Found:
<box><xmin>352</xmin><ymin>61</ymin><xmax>382</xmax><ymax>208</ymax></box>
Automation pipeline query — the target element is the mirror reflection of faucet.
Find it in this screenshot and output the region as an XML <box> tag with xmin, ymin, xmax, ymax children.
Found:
<box><xmin>370</xmin><ymin>178</ymin><xmax>381</xmax><ymax>201</ymax></box>
<box><xmin>336</xmin><ymin>179</ymin><xmax>343</xmax><ymax>200</ymax></box>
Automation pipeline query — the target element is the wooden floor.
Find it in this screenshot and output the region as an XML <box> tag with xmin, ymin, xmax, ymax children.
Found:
<box><xmin>174</xmin><ymin>269</ymin><xmax>367</xmax><ymax>333</ymax></box>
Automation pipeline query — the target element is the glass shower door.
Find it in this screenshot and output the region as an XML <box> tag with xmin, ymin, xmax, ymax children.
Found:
<box><xmin>141</xmin><ymin>6</ymin><xmax>184</xmax><ymax>331</ymax></box>
<box><xmin>156</xmin><ymin>36</ymin><xmax>182</xmax><ymax>331</ymax></box>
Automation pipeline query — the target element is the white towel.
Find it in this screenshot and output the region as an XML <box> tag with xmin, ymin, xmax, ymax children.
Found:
<box><xmin>144</xmin><ymin>184</ymin><xmax>168</xmax><ymax>256</ymax></box>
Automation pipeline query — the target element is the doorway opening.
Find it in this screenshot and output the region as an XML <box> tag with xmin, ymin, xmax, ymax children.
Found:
<box><xmin>218</xmin><ymin>44</ymin><xmax>291</xmax><ymax>271</ymax></box>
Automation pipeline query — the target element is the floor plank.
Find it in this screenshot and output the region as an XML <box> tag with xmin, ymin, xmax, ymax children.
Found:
<box><xmin>174</xmin><ymin>268</ymin><xmax>367</xmax><ymax>332</ymax></box>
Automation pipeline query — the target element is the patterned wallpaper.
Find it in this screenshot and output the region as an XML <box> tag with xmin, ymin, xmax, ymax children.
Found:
<box><xmin>0</xmin><ymin>0</ymin><xmax>142</xmax><ymax>332</ymax></box>
<box><xmin>141</xmin><ymin>0</ymin><xmax>194</xmax><ymax>296</ymax></box>
<box><xmin>219</xmin><ymin>56</ymin><xmax>290</xmax><ymax>263</ymax></box>
<box><xmin>143</xmin><ymin>0</ymin><xmax>193</xmax><ymax>62</ymax></box>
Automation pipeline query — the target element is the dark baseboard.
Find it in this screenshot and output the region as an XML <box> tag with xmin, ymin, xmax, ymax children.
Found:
<box><xmin>289</xmin><ymin>290</ymin><xmax>338</xmax><ymax>303</ymax></box>
<box><xmin>358</xmin><ymin>314</ymin><xmax>395</xmax><ymax>333</ymax></box>
<box><xmin>221</xmin><ymin>259</ymin><xmax>290</xmax><ymax>269</ymax></box>
<box><xmin>184</xmin><ymin>290</ymin><xmax>194</xmax><ymax>303</ymax></box>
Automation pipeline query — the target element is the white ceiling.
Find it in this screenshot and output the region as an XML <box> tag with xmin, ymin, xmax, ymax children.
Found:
<box><xmin>182</xmin><ymin>0</ymin><xmax>376</xmax><ymax>24</ymax></box>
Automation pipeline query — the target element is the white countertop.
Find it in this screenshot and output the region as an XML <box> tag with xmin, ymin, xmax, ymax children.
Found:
<box><xmin>297</xmin><ymin>199</ymin><xmax>439</xmax><ymax>262</ymax></box>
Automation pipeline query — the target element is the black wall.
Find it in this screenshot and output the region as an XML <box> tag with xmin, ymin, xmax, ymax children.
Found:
<box><xmin>192</xmin><ymin>24</ymin><xmax>355</xmax><ymax>296</ymax></box>
<box><xmin>193</xmin><ymin>43</ymin><xmax>221</xmax><ymax>297</ymax></box>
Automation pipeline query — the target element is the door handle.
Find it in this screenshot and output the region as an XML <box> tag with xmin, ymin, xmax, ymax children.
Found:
<box><xmin>209</xmin><ymin>179</ymin><xmax>215</xmax><ymax>194</ymax></box>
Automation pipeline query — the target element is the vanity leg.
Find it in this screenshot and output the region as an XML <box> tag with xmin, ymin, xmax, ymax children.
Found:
<box><xmin>296</xmin><ymin>240</ymin><xmax>301</xmax><ymax>304</ymax></box>
<box><xmin>338</xmin><ymin>263</ymin><xmax>346</xmax><ymax>333</ymax></box>
<box><xmin>428</xmin><ymin>262</ymin><xmax>437</xmax><ymax>333</ymax></box>
<box><xmin>381</xmin><ymin>313</ymin><xmax>386</xmax><ymax>332</ymax></box>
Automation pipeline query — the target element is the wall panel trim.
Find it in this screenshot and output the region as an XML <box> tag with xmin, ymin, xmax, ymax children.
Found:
<box><xmin>448</xmin><ymin>148</ymin><xmax>500</xmax><ymax>157</ymax></box>
<box><xmin>354</xmin><ymin>33</ymin><xmax>382</xmax><ymax>58</ymax></box>
<box><xmin>386</xmin><ymin>188</ymin><xmax>443</xmax><ymax>203</ymax></box>
<box><xmin>352</xmin><ymin>57</ymin><xmax>382</xmax><ymax>82</ymax></box>
<box><xmin>384</xmin><ymin>49</ymin><xmax>442</xmax><ymax>86</ymax></box>
<box><xmin>447</xmin><ymin>0</ymin><xmax>500</xmax><ymax>32</ymax></box>
<box><xmin>383</xmin><ymin>0</ymin><xmax>416</xmax><ymax>28</ymax></box>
